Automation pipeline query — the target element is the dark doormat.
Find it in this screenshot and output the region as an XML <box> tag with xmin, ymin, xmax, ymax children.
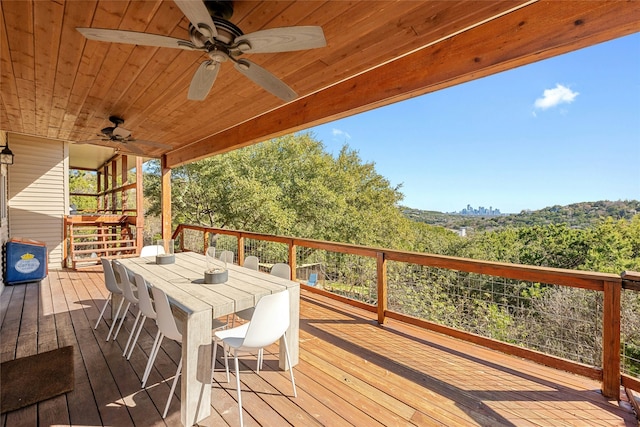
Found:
<box><xmin>1</xmin><ymin>346</ymin><xmax>74</xmax><ymax>414</ymax></box>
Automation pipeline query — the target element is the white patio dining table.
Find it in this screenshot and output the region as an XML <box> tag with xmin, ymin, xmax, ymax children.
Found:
<box><xmin>118</xmin><ymin>251</ymin><xmax>300</xmax><ymax>426</ymax></box>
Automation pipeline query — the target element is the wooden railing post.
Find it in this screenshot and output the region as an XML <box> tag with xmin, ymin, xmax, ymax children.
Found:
<box><xmin>135</xmin><ymin>156</ymin><xmax>144</xmax><ymax>254</ymax></box>
<box><xmin>288</xmin><ymin>241</ymin><xmax>296</xmax><ymax>281</ymax></box>
<box><xmin>377</xmin><ymin>252</ymin><xmax>387</xmax><ymax>324</ymax></box>
<box><xmin>203</xmin><ymin>230</ymin><xmax>210</xmax><ymax>254</ymax></box>
<box><xmin>237</xmin><ymin>235</ymin><xmax>245</xmax><ymax>266</ymax></box>
<box><xmin>160</xmin><ymin>155</ymin><xmax>172</xmax><ymax>244</ymax></box>
<box><xmin>63</xmin><ymin>217</ymin><xmax>69</xmax><ymax>268</ymax></box>
<box><xmin>602</xmin><ymin>279</ymin><xmax>621</xmax><ymax>398</ymax></box>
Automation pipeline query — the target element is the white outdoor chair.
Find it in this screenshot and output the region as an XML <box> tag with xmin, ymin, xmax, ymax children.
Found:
<box><xmin>232</xmin><ymin>261</ymin><xmax>291</xmax><ymax>372</ymax></box>
<box><xmin>270</xmin><ymin>262</ymin><xmax>291</xmax><ymax>280</ymax></box>
<box><xmin>214</xmin><ymin>291</ymin><xmax>296</xmax><ymax>427</ymax></box>
<box><xmin>243</xmin><ymin>255</ymin><xmax>259</xmax><ymax>271</ymax></box>
<box><xmin>126</xmin><ymin>273</ymin><xmax>157</xmax><ymax>360</ymax></box>
<box><xmin>95</xmin><ymin>258</ymin><xmax>124</xmax><ymax>337</ymax></box>
<box><xmin>233</xmin><ymin>256</ymin><xmax>261</xmax><ymax>323</ymax></box>
<box><xmin>218</xmin><ymin>250</ymin><xmax>235</xmax><ymax>264</ymax></box>
<box><xmin>235</xmin><ymin>261</ymin><xmax>290</xmax><ymax>322</ymax></box>
<box><xmin>147</xmin><ymin>286</ymin><xmax>227</xmax><ymax>416</ymax></box>
<box><xmin>140</xmin><ymin>245</ymin><xmax>165</xmax><ymax>257</ymax></box>
<box><xmin>112</xmin><ymin>261</ymin><xmax>141</xmax><ymax>344</ymax></box>
<box><xmin>150</xmin><ymin>286</ymin><xmax>183</xmax><ymax>419</ymax></box>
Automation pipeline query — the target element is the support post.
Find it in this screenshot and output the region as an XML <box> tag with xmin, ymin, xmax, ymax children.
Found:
<box><xmin>121</xmin><ymin>154</ymin><xmax>128</xmax><ymax>212</ymax></box>
<box><xmin>288</xmin><ymin>241</ymin><xmax>296</xmax><ymax>281</ymax></box>
<box><xmin>237</xmin><ymin>235</ymin><xmax>245</xmax><ymax>266</ymax></box>
<box><xmin>111</xmin><ymin>159</ymin><xmax>117</xmax><ymax>214</ymax></box>
<box><xmin>203</xmin><ymin>230</ymin><xmax>210</xmax><ymax>254</ymax></box>
<box><xmin>161</xmin><ymin>155</ymin><xmax>172</xmax><ymax>243</ymax></box>
<box><xmin>377</xmin><ymin>252</ymin><xmax>387</xmax><ymax>325</ymax></box>
<box><xmin>602</xmin><ymin>279</ymin><xmax>621</xmax><ymax>398</ymax></box>
<box><xmin>135</xmin><ymin>156</ymin><xmax>144</xmax><ymax>254</ymax></box>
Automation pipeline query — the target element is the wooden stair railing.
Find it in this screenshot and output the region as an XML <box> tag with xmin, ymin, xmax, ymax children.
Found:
<box><xmin>64</xmin><ymin>215</ymin><xmax>139</xmax><ymax>269</ymax></box>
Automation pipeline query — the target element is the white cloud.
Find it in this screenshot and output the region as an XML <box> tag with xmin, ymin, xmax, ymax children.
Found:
<box><xmin>534</xmin><ymin>84</ymin><xmax>579</xmax><ymax>110</ymax></box>
<box><xmin>332</xmin><ymin>128</ymin><xmax>351</xmax><ymax>140</ymax></box>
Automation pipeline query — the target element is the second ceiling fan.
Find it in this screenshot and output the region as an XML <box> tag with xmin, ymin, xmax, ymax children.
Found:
<box><xmin>77</xmin><ymin>0</ymin><xmax>326</xmax><ymax>102</ymax></box>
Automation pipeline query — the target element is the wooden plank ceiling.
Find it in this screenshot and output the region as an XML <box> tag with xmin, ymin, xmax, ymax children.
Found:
<box><xmin>1</xmin><ymin>1</ymin><xmax>639</xmax><ymax>169</ymax></box>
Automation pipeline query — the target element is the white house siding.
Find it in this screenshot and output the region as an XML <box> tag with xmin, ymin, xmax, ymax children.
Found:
<box><xmin>8</xmin><ymin>133</ymin><xmax>69</xmax><ymax>271</ymax></box>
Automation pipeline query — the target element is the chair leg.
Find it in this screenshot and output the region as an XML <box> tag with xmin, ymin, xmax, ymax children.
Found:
<box><xmin>211</xmin><ymin>339</ymin><xmax>218</xmax><ymax>382</ymax></box>
<box><xmin>211</xmin><ymin>340</ymin><xmax>230</xmax><ymax>383</ymax></box>
<box><xmin>94</xmin><ymin>294</ymin><xmax>111</xmax><ymax>329</ymax></box>
<box><xmin>126</xmin><ymin>315</ymin><xmax>147</xmax><ymax>360</ymax></box>
<box><xmin>234</xmin><ymin>353</ymin><xmax>244</xmax><ymax>427</ymax></box>
<box><xmin>223</xmin><ymin>342</ymin><xmax>230</xmax><ymax>383</ymax></box>
<box><xmin>142</xmin><ymin>331</ymin><xmax>163</xmax><ymax>388</ymax></box>
<box><xmin>163</xmin><ymin>356</ymin><xmax>182</xmax><ymax>419</ymax></box>
<box><xmin>106</xmin><ymin>297</ymin><xmax>125</xmax><ymax>341</ymax></box>
<box><xmin>282</xmin><ymin>332</ymin><xmax>297</xmax><ymax>397</ymax></box>
<box><xmin>113</xmin><ymin>301</ymin><xmax>131</xmax><ymax>340</ymax></box>
<box><xmin>123</xmin><ymin>309</ymin><xmax>142</xmax><ymax>356</ymax></box>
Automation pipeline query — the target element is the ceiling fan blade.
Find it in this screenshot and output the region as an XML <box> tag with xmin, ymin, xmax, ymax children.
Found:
<box><xmin>188</xmin><ymin>61</ymin><xmax>220</xmax><ymax>101</ymax></box>
<box><xmin>122</xmin><ymin>143</ymin><xmax>148</xmax><ymax>155</ymax></box>
<box><xmin>112</xmin><ymin>127</ymin><xmax>132</xmax><ymax>138</ymax></box>
<box><xmin>77</xmin><ymin>28</ymin><xmax>195</xmax><ymax>50</ymax></box>
<box><xmin>75</xmin><ymin>139</ymin><xmax>110</xmax><ymax>145</ymax></box>
<box><xmin>128</xmin><ymin>139</ymin><xmax>173</xmax><ymax>149</ymax></box>
<box><xmin>235</xmin><ymin>26</ymin><xmax>326</xmax><ymax>54</ymax></box>
<box><xmin>174</xmin><ymin>0</ymin><xmax>218</xmax><ymax>38</ymax></box>
<box><xmin>234</xmin><ymin>59</ymin><xmax>297</xmax><ymax>102</ymax></box>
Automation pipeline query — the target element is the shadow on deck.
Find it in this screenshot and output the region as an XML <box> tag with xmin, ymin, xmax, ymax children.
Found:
<box><xmin>0</xmin><ymin>268</ymin><xmax>636</xmax><ymax>426</ymax></box>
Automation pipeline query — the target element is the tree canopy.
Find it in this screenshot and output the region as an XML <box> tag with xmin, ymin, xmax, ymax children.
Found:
<box><xmin>144</xmin><ymin>132</ymin><xmax>639</xmax><ymax>274</ymax></box>
<box><xmin>145</xmin><ymin>133</ymin><xmax>413</xmax><ymax>248</ymax></box>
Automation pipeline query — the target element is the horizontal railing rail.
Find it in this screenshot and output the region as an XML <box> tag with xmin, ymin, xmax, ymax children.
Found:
<box><xmin>172</xmin><ymin>223</ymin><xmax>638</xmax><ymax>398</ymax></box>
<box><xmin>64</xmin><ymin>215</ymin><xmax>139</xmax><ymax>268</ymax></box>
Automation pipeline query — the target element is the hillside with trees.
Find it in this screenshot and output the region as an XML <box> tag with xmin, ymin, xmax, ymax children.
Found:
<box><xmin>139</xmin><ymin>133</ymin><xmax>640</xmax><ymax>376</ymax></box>
<box><xmin>403</xmin><ymin>200</ymin><xmax>640</xmax><ymax>231</ymax></box>
<box><xmin>142</xmin><ymin>135</ymin><xmax>639</xmax><ymax>273</ymax></box>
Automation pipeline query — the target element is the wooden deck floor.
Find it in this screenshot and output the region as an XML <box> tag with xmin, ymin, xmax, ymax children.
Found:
<box><xmin>1</xmin><ymin>268</ymin><xmax>637</xmax><ymax>426</ymax></box>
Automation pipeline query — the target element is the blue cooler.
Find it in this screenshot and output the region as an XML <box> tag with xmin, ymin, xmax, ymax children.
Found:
<box><xmin>5</xmin><ymin>238</ymin><xmax>48</xmax><ymax>285</ymax></box>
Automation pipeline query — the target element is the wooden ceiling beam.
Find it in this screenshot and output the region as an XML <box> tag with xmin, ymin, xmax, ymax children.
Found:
<box><xmin>166</xmin><ymin>0</ymin><xmax>640</xmax><ymax>168</ymax></box>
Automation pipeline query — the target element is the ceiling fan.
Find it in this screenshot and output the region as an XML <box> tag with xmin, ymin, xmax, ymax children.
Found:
<box><xmin>76</xmin><ymin>0</ymin><xmax>326</xmax><ymax>102</ymax></box>
<box><xmin>78</xmin><ymin>116</ymin><xmax>172</xmax><ymax>155</ymax></box>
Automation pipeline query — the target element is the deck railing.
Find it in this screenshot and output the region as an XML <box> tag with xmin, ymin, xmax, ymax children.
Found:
<box><xmin>172</xmin><ymin>224</ymin><xmax>640</xmax><ymax>399</ymax></box>
<box><xmin>63</xmin><ymin>215</ymin><xmax>140</xmax><ymax>268</ymax></box>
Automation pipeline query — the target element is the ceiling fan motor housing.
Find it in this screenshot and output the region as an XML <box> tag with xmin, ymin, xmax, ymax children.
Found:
<box><xmin>204</xmin><ymin>0</ymin><xmax>234</xmax><ymax>20</ymax></box>
<box><xmin>101</xmin><ymin>126</ymin><xmax>115</xmax><ymax>136</ymax></box>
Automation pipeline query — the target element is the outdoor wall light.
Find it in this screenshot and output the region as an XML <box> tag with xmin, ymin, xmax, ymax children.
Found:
<box><xmin>1</xmin><ymin>138</ymin><xmax>14</xmax><ymax>165</ymax></box>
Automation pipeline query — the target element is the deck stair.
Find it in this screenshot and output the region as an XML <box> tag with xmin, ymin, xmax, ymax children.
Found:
<box><xmin>64</xmin><ymin>215</ymin><xmax>139</xmax><ymax>269</ymax></box>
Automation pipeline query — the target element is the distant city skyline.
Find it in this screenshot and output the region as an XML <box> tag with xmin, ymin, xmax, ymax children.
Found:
<box><xmin>308</xmin><ymin>33</ymin><xmax>640</xmax><ymax>214</ymax></box>
<box><xmin>454</xmin><ymin>205</ymin><xmax>502</xmax><ymax>216</ymax></box>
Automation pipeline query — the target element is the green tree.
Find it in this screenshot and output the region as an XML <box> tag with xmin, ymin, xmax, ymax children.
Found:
<box><xmin>69</xmin><ymin>170</ymin><xmax>97</xmax><ymax>213</ymax></box>
<box><xmin>582</xmin><ymin>216</ymin><xmax>640</xmax><ymax>273</ymax></box>
<box><xmin>145</xmin><ymin>133</ymin><xmax>410</xmax><ymax>248</ymax></box>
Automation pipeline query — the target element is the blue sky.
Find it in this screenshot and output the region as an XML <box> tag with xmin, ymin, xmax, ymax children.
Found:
<box><xmin>307</xmin><ymin>33</ymin><xmax>640</xmax><ymax>214</ymax></box>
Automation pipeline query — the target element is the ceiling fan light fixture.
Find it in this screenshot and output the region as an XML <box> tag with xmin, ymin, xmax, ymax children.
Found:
<box><xmin>112</xmin><ymin>126</ymin><xmax>132</xmax><ymax>138</ymax></box>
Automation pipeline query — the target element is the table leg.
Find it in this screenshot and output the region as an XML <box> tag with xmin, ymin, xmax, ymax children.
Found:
<box><xmin>179</xmin><ymin>308</ymin><xmax>212</xmax><ymax>426</ymax></box>
<box><xmin>280</xmin><ymin>286</ymin><xmax>299</xmax><ymax>370</ymax></box>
